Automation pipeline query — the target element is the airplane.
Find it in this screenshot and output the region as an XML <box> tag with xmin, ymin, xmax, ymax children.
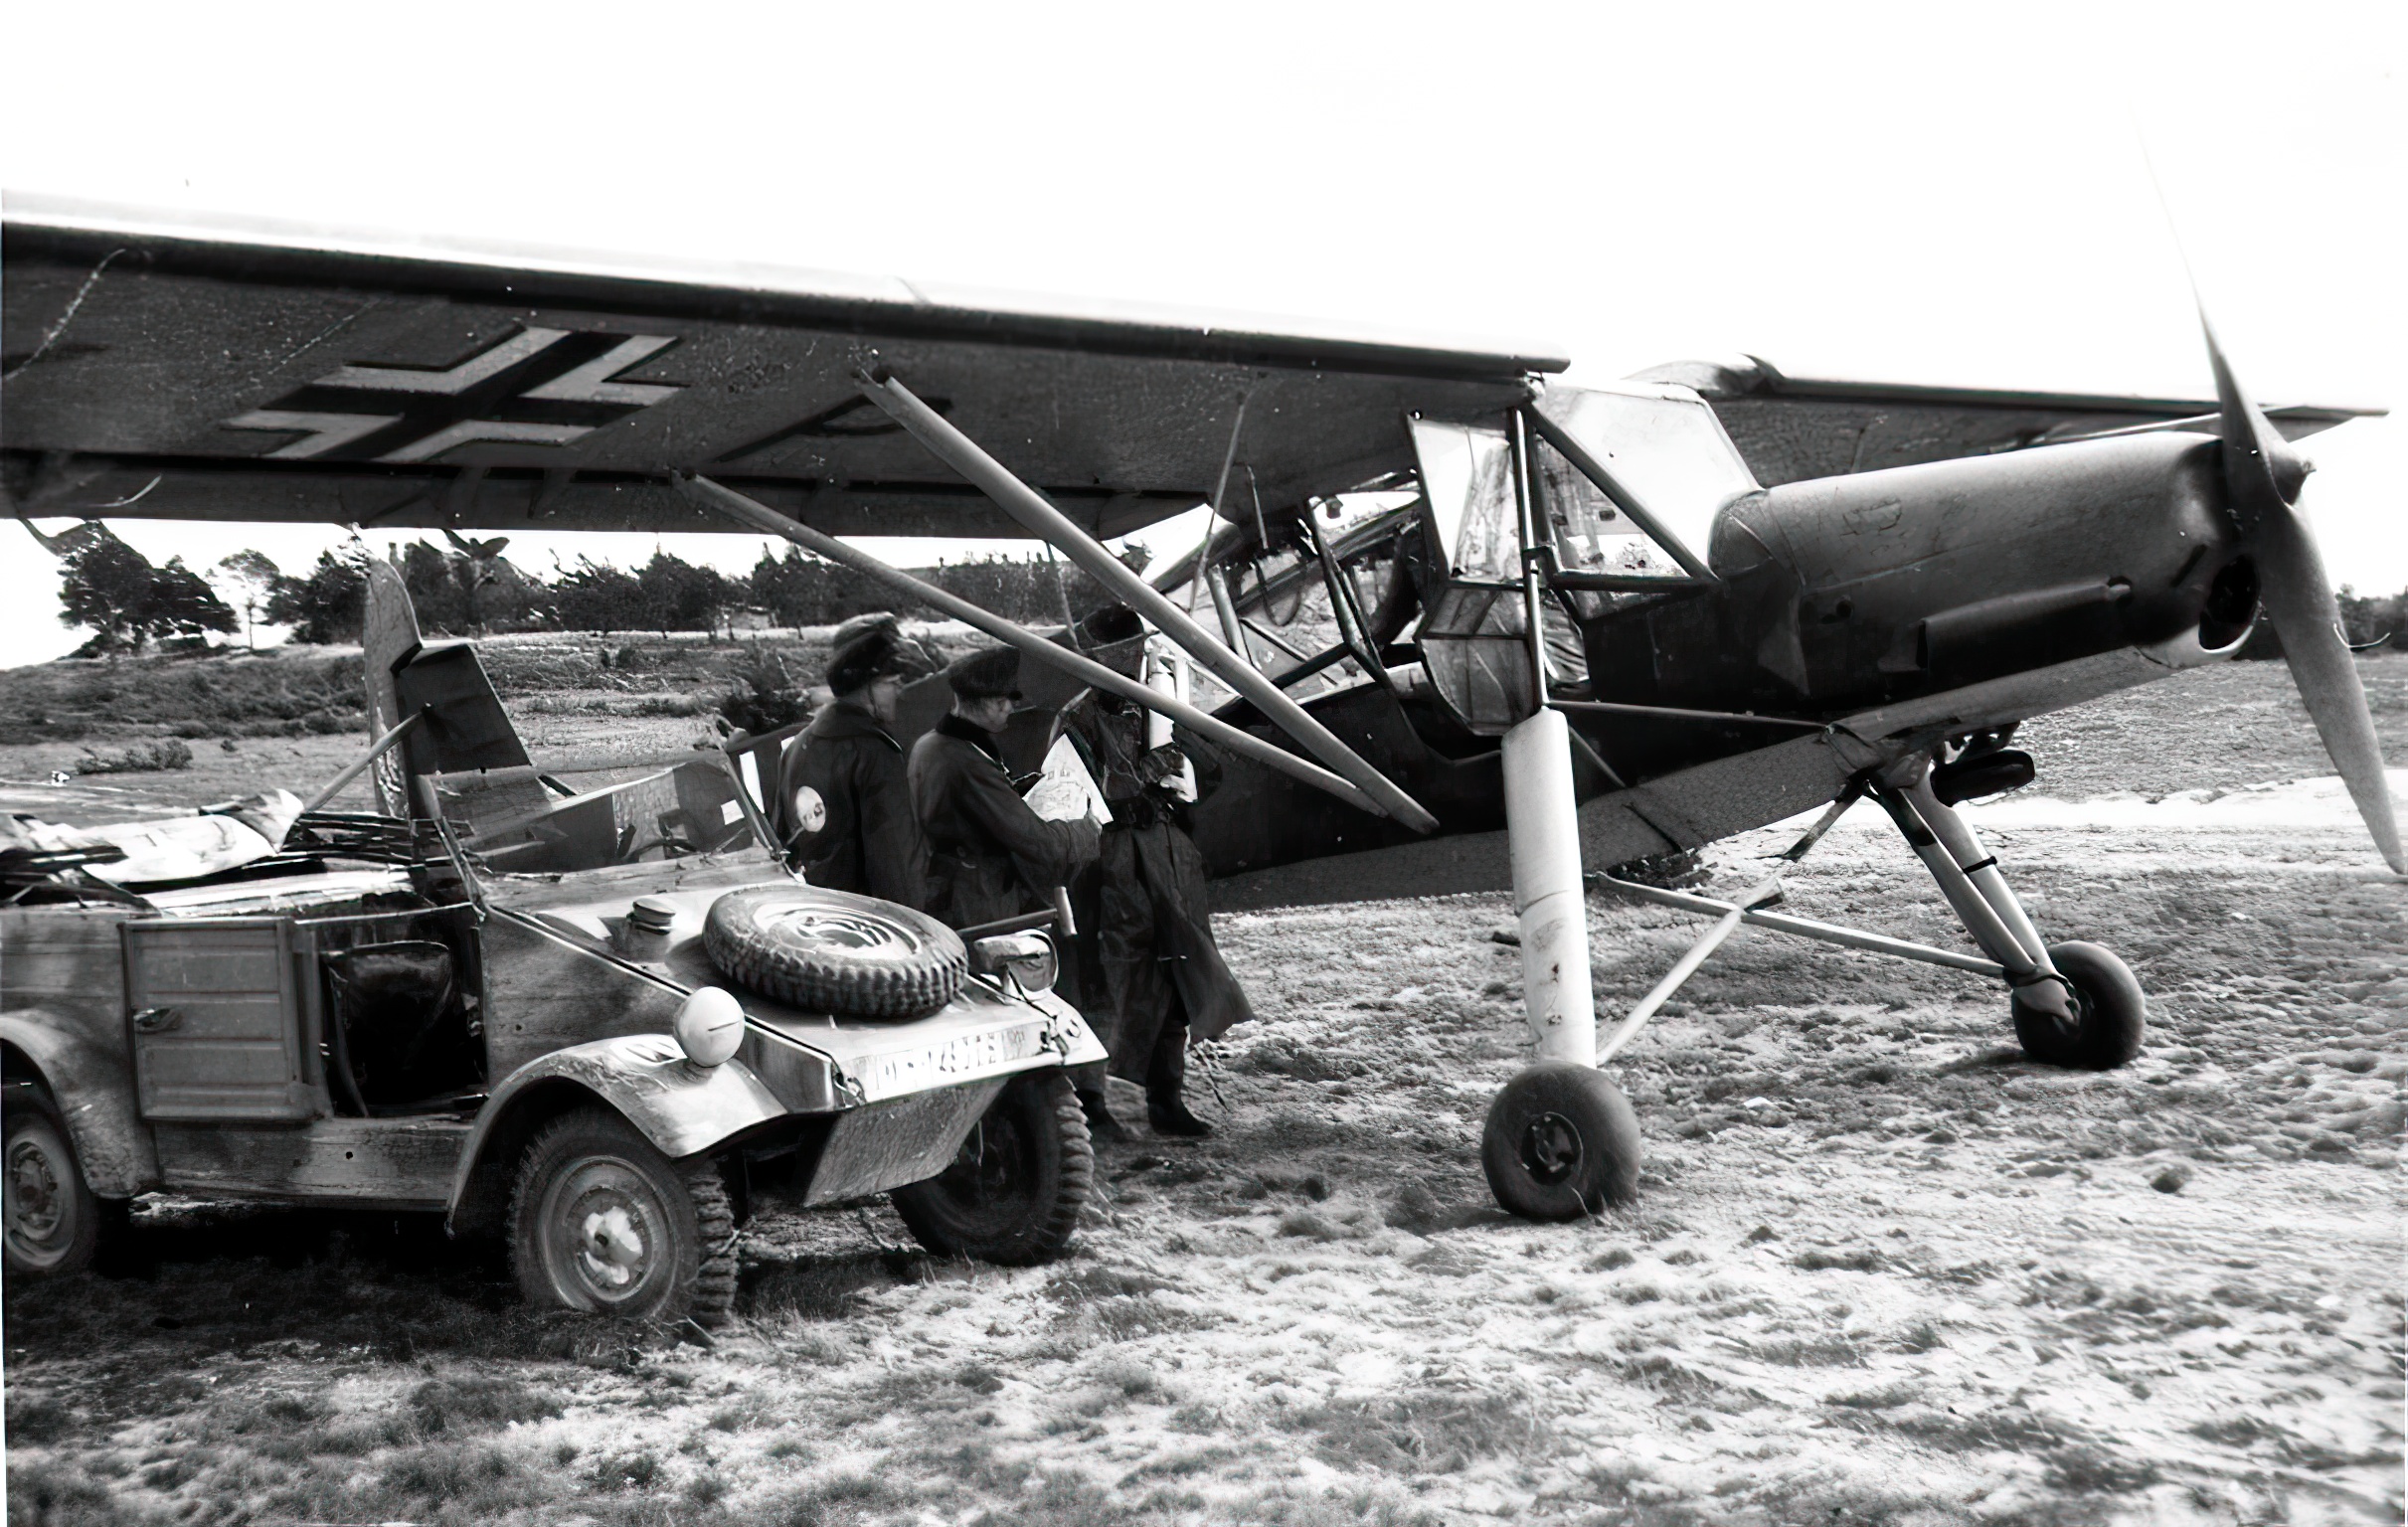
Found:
<box><xmin>4</xmin><ymin>194</ymin><xmax>2394</xmax><ymax>1220</ymax></box>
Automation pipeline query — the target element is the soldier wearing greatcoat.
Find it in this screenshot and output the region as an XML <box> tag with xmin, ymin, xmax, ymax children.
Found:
<box><xmin>1053</xmin><ymin>682</ymin><xmax>1252</xmax><ymax>1139</ymax></box>
<box><xmin>776</xmin><ymin>613</ymin><xmax>932</xmax><ymax>910</ymax></box>
<box><xmin>907</xmin><ymin>646</ymin><xmax>1100</xmax><ymax>932</ymax></box>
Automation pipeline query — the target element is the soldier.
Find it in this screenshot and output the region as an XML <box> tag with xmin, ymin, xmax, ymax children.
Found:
<box><xmin>909</xmin><ymin>645</ymin><xmax>1100</xmax><ymax>933</ymax></box>
<box><xmin>775</xmin><ymin>612</ymin><xmax>931</xmax><ymax>910</ymax></box>
<box><xmin>1055</xmin><ymin>682</ymin><xmax>1252</xmax><ymax>1139</ymax></box>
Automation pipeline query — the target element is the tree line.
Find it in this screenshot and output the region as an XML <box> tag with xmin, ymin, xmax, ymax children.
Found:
<box><xmin>54</xmin><ymin>528</ymin><xmax>1151</xmax><ymax>650</ymax></box>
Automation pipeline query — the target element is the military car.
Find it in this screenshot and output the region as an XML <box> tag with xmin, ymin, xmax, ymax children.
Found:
<box><xmin>1</xmin><ymin>763</ymin><xmax>1104</xmax><ymax>1326</ymax></box>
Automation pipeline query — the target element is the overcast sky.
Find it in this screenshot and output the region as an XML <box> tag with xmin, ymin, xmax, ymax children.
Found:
<box><xmin>2</xmin><ymin>2</ymin><xmax>2398</xmax><ymax>664</ymax></box>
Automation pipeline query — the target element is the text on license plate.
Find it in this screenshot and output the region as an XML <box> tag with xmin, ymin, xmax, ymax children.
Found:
<box><xmin>856</xmin><ymin>1022</ymin><xmax>1045</xmax><ymax>1101</ymax></box>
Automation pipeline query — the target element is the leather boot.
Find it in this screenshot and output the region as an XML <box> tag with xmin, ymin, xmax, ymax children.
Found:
<box><xmin>1146</xmin><ymin>1090</ymin><xmax>1212</xmax><ymax>1138</ymax></box>
<box><xmin>1078</xmin><ymin>1089</ymin><xmax>1132</xmax><ymax>1144</ymax></box>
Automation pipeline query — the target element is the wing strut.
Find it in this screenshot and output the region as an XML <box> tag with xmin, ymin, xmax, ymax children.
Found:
<box><xmin>676</xmin><ymin>473</ymin><xmax>1396</xmax><ymax>820</ymax></box>
<box><xmin>852</xmin><ymin>368</ymin><xmax>1441</xmax><ymax>835</ymax></box>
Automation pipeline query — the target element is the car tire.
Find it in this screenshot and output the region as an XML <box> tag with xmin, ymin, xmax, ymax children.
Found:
<box><xmin>507</xmin><ymin>1107</ymin><xmax>736</xmax><ymax>1327</ymax></box>
<box><xmin>2011</xmin><ymin>940</ymin><xmax>2145</xmax><ymax>1071</ymax></box>
<box><xmin>3</xmin><ymin>1082</ymin><xmax>107</xmax><ymax>1278</ymax></box>
<box><xmin>891</xmin><ymin>1071</ymin><xmax>1092</xmax><ymax>1266</ymax></box>
<box><xmin>705</xmin><ymin>885</ymin><xmax>966</xmax><ymax>1019</ymax></box>
<box><xmin>1481</xmin><ymin>1062</ymin><xmax>1642</xmax><ymax>1221</ymax></box>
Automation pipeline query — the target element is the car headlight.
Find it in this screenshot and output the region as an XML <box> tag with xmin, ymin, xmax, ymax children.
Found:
<box><xmin>673</xmin><ymin>985</ymin><xmax>746</xmax><ymax>1067</ymax></box>
<box><xmin>969</xmin><ymin>932</ymin><xmax>1057</xmax><ymax>994</ymax></box>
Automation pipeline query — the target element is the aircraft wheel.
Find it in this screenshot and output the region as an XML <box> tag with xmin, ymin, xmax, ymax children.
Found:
<box><xmin>1481</xmin><ymin>1062</ymin><xmax>1640</xmax><ymax>1221</ymax></box>
<box><xmin>892</xmin><ymin>1070</ymin><xmax>1093</xmax><ymax>1266</ymax></box>
<box><xmin>2011</xmin><ymin>940</ymin><xmax>2145</xmax><ymax>1071</ymax></box>
<box><xmin>508</xmin><ymin>1107</ymin><xmax>737</xmax><ymax>1327</ymax></box>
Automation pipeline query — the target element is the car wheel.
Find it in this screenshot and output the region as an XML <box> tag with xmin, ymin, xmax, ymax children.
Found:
<box><xmin>2011</xmin><ymin>940</ymin><xmax>2145</xmax><ymax>1071</ymax></box>
<box><xmin>1481</xmin><ymin>1062</ymin><xmax>1641</xmax><ymax>1221</ymax></box>
<box><xmin>508</xmin><ymin>1107</ymin><xmax>736</xmax><ymax>1326</ymax></box>
<box><xmin>891</xmin><ymin>1071</ymin><xmax>1092</xmax><ymax>1266</ymax></box>
<box><xmin>3</xmin><ymin>1082</ymin><xmax>104</xmax><ymax>1277</ymax></box>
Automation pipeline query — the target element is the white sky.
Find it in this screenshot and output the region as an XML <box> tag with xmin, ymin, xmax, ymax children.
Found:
<box><xmin>2</xmin><ymin>1</ymin><xmax>2399</xmax><ymax>664</ymax></box>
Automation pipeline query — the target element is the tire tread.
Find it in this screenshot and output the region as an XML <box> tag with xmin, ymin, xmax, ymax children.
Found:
<box><xmin>893</xmin><ymin>1072</ymin><xmax>1092</xmax><ymax>1266</ymax></box>
<box><xmin>704</xmin><ymin>887</ymin><xmax>966</xmax><ymax>1019</ymax></box>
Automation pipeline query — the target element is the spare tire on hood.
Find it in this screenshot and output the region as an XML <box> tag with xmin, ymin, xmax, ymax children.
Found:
<box><xmin>703</xmin><ymin>886</ymin><xmax>966</xmax><ymax>1019</ymax></box>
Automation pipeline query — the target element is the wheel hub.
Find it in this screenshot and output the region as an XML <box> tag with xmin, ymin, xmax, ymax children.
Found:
<box><xmin>950</xmin><ymin>1118</ymin><xmax>1025</xmax><ymax>1200</ymax></box>
<box><xmin>1518</xmin><ymin>1111</ymin><xmax>1584</xmax><ymax>1185</ymax></box>
<box><xmin>761</xmin><ymin>906</ymin><xmax>920</xmax><ymax>957</ymax></box>
<box><xmin>576</xmin><ymin>1202</ymin><xmax>649</xmax><ymax>1289</ymax></box>
<box><xmin>7</xmin><ymin>1137</ymin><xmax>65</xmax><ymax>1243</ymax></box>
<box><xmin>543</xmin><ymin>1158</ymin><xmax>668</xmax><ymax>1306</ymax></box>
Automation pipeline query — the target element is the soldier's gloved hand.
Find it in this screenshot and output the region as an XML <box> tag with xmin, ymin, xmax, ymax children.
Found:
<box><xmin>1137</xmin><ymin>744</ymin><xmax>1186</xmax><ymax>786</ymax></box>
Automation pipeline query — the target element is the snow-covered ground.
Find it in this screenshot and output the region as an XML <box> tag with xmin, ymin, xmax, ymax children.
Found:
<box><xmin>6</xmin><ymin>663</ymin><xmax>2402</xmax><ymax>1526</ymax></box>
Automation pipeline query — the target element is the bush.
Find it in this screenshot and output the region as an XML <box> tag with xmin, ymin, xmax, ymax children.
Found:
<box><xmin>75</xmin><ymin>740</ymin><xmax>193</xmax><ymax>774</ymax></box>
<box><xmin>716</xmin><ymin>645</ymin><xmax>809</xmax><ymax>735</ymax></box>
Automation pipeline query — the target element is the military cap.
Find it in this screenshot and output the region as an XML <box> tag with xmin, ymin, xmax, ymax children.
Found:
<box><xmin>946</xmin><ymin>645</ymin><xmax>1023</xmax><ymax>701</ymax></box>
<box><xmin>830</xmin><ymin>611</ymin><xmax>900</xmax><ymax>649</ymax></box>
<box><xmin>826</xmin><ymin>626</ymin><xmax>910</xmax><ymax>696</ymax></box>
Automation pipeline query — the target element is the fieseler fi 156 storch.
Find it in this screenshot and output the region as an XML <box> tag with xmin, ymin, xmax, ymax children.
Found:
<box><xmin>2</xmin><ymin>198</ymin><xmax>2393</xmax><ymax>1278</ymax></box>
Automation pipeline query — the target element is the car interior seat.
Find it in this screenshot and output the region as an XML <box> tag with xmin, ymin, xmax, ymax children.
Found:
<box><xmin>322</xmin><ymin>938</ymin><xmax>485</xmax><ymax>1112</ymax></box>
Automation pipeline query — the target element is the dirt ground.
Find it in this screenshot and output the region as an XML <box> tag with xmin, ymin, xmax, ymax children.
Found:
<box><xmin>3</xmin><ymin>661</ymin><xmax>2402</xmax><ymax>1527</ymax></box>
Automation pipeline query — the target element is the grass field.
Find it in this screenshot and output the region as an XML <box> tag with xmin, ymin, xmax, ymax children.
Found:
<box><xmin>3</xmin><ymin>658</ymin><xmax>2402</xmax><ymax>1527</ymax></box>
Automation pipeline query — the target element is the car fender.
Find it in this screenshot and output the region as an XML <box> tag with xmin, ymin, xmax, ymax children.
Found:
<box><xmin>0</xmin><ymin>1009</ymin><xmax>162</xmax><ymax>1197</ymax></box>
<box><xmin>445</xmin><ymin>1033</ymin><xmax>787</xmax><ymax>1232</ymax></box>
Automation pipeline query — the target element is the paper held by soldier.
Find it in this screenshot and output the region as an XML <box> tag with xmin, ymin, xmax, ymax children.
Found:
<box><xmin>1024</xmin><ymin>735</ymin><xmax>1110</xmax><ymax>824</ymax></box>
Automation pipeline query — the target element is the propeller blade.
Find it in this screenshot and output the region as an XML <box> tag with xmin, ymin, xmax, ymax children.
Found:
<box><xmin>2199</xmin><ymin>308</ymin><xmax>2402</xmax><ymax>873</ymax></box>
<box><xmin>2199</xmin><ymin>305</ymin><xmax>2310</xmax><ymax>521</ymax></box>
<box><xmin>2253</xmin><ymin>509</ymin><xmax>2404</xmax><ymax>873</ymax></box>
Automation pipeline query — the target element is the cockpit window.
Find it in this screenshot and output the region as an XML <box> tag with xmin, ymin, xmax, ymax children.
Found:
<box><xmin>1407</xmin><ymin>418</ymin><xmax>1520</xmax><ymax>585</ymax></box>
<box><xmin>1531</xmin><ymin>434</ymin><xmax>1685</xmax><ymax>580</ymax></box>
<box><xmin>1532</xmin><ymin>382</ymin><xmax>1758</xmax><ymax>576</ymax></box>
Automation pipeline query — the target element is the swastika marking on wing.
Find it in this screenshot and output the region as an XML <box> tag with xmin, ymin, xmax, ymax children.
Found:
<box><xmin>222</xmin><ymin>326</ymin><xmax>683</xmax><ymax>462</ymax></box>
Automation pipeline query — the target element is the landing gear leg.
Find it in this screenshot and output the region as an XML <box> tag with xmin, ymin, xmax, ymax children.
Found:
<box><xmin>1483</xmin><ymin>710</ymin><xmax>1643</xmax><ymax>1219</ymax></box>
<box><xmin>1873</xmin><ymin>759</ymin><xmax>2144</xmax><ymax>1070</ymax></box>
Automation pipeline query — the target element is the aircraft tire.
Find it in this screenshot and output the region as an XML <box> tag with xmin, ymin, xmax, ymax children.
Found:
<box><xmin>892</xmin><ymin>1070</ymin><xmax>1093</xmax><ymax>1266</ymax></box>
<box><xmin>1481</xmin><ymin>1062</ymin><xmax>1641</xmax><ymax>1221</ymax></box>
<box><xmin>704</xmin><ymin>885</ymin><xmax>966</xmax><ymax>1019</ymax></box>
<box><xmin>2011</xmin><ymin>940</ymin><xmax>2145</xmax><ymax>1071</ymax></box>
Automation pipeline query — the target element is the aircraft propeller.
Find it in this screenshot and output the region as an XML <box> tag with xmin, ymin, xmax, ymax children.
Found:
<box><xmin>2200</xmin><ymin>311</ymin><xmax>2402</xmax><ymax>873</ymax></box>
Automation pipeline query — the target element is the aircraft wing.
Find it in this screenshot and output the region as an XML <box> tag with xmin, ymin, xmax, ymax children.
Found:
<box><xmin>1633</xmin><ymin>357</ymin><xmax>2382</xmax><ymax>487</ymax></box>
<box><xmin>2</xmin><ymin>196</ymin><xmax>1562</xmax><ymax>540</ymax></box>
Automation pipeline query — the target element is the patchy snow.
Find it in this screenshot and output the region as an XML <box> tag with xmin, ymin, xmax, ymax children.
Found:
<box><xmin>6</xmin><ymin>664</ymin><xmax>2403</xmax><ymax>1525</ymax></box>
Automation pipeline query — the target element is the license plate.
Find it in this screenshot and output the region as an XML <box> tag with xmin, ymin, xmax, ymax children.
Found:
<box><xmin>855</xmin><ymin>1021</ymin><xmax>1046</xmax><ymax>1102</ymax></box>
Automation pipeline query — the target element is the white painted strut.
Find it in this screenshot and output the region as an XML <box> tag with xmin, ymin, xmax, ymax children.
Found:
<box><xmin>1597</xmin><ymin>873</ymin><xmax>1781</xmax><ymax>1064</ymax></box>
<box><xmin>1503</xmin><ymin>709</ymin><xmax>1595</xmax><ymax>1066</ymax></box>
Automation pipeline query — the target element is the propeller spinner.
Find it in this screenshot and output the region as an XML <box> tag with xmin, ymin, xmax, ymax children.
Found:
<box><xmin>2201</xmin><ymin>311</ymin><xmax>2403</xmax><ymax>873</ymax></box>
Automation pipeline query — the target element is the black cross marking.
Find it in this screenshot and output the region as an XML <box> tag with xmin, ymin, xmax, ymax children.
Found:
<box><xmin>228</xmin><ymin>327</ymin><xmax>682</xmax><ymax>463</ymax></box>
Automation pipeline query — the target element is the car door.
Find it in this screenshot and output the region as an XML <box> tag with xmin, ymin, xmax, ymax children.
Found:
<box><xmin>121</xmin><ymin>917</ymin><xmax>318</xmax><ymax>1121</ymax></box>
